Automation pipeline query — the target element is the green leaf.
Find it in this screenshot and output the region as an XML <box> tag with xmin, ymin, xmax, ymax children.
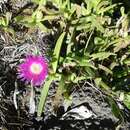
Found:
<box><xmin>124</xmin><ymin>93</ymin><xmax>130</xmax><ymax>109</ymax></box>
<box><xmin>52</xmin><ymin>32</ymin><xmax>66</xmax><ymax>73</ymax></box>
<box><xmin>37</xmin><ymin>76</ymin><xmax>54</xmax><ymax>117</ymax></box>
<box><xmin>1</xmin><ymin>18</ymin><xmax>6</xmax><ymax>26</ymax></box>
<box><xmin>37</xmin><ymin>22</ymin><xmax>49</xmax><ymax>32</ymax></box>
<box><xmin>84</xmin><ymin>67</ymin><xmax>95</xmax><ymax>78</ymax></box>
<box><xmin>39</xmin><ymin>0</ymin><xmax>46</xmax><ymax>6</ymax></box>
<box><xmin>100</xmin><ymin>81</ymin><xmax>111</xmax><ymax>91</ymax></box>
<box><xmin>67</xmin><ymin>0</ymin><xmax>71</xmax><ymax>10</ymax></box>
<box><xmin>78</xmin><ymin>60</ymin><xmax>96</xmax><ymax>69</ymax></box>
<box><xmin>4</xmin><ymin>28</ymin><xmax>15</xmax><ymax>36</ymax></box>
<box><xmin>113</xmin><ymin>36</ymin><xmax>130</xmax><ymax>52</ymax></box>
<box><xmin>95</xmin><ymin>78</ymin><xmax>111</xmax><ymax>92</ymax></box>
<box><xmin>94</xmin><ymin>77</ymin><xmax>102</xmax><ymax>86</ymax></box>
<box><xmin>96</xmin><ymin>1</ymin><xmax>117</xmax><ymax>14</ymax></box>
<box><xmin>5</xmin><ymin>12</ymin><xmax>12</xmax><ymax>26</ymax></box>
<box><xmin>107</xmin><ymin>96</ymin><xmax>124</xmax><ymax>120</ymax></box>
<box><xmin>91</xmin><ymin>52</ymin><xmax>116</xmax><ymax>60</ymax></box>
<box><xmin>36</xmin><ymin>11</ymin><xmax>43</xmax><ymax>22</ymax></box>
<box><xmin>98</xmin><ymin>64</ymin><xmax>113</xmax><ymax>74</ymax></box>
<box><xmin>96</xmin><ymin>0</ymin><xmax>110</xmax><ymax>13</ymax></box>
<box><xmin>73</xmin><ymin>76</ymin><xmax>87</xmax><ymax>83</ymax></box>
<box><xmin>98</xmin><ymin>4</ymin><xmax>117</xmax><ymax>14</ymax></box>
<box><xmin>124</xmin><ymin>59</ymin><xmax>130</xmax><ymax>65</ymax></box>
<box><xmin>42</xmin><ymin>15</ymin><xmax>59</xmax><ymax>21</ymax></box>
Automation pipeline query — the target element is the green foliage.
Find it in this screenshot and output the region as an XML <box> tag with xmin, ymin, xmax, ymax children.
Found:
<box><xmin>2</xmin><ymin>0</ymin><xmax>130</xmax><ymax>121</ymax></box>
<box><xmin>0</xmin><ymin>12</ymin><xmax>14</xmax><ymax>35</ymax></box>
<box><xmin>37</xmin><ymin>75</ymin><xmax>54</xmax><ymax>116</ymax></box>
<box><xmin>52</xmin><ymin>32</ymin><xmax>66</xmax><ymax>73</ymax></box>
<box><xmin>124</xmin><ymin>93</ymin><xmax>130</xmax><ymax>109</ymax></box>
<box><xmin>91</xmin><ymin>52</ymin><xmax>116</xmax><ymax>60</ymax></box>
<box><xmin>17</xmin><ymin>0</ymin><xmax>130</xmax><ymax>118</ymax></box>
<box><xmin>107</xmin><ymin>96</ymin><xmax>124</xmax><ymax>120</ymax></box>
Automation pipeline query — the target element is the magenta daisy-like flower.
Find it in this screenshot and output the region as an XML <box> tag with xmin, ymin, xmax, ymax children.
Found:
<box><xmin>18</xmin><ymin>55</ymin><xmax>48</xmax><ymax>86</ymax></box>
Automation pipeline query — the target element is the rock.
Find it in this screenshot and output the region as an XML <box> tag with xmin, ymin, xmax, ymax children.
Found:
<box><xmin>41</xmin><ymin>81</ymin><xmax>130</xmax><ymax>130</ymax></box>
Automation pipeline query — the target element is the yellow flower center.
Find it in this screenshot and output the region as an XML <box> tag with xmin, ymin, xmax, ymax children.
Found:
<box><xmin>30</xmin><ymin>63</ymin><xmax>43</xmax><ymax>74</ymax></box>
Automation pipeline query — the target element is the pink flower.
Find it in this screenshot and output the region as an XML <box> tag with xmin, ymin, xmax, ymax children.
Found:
<box><xmin>18</xmin><ymin>55</ymin><xmax>48</xmax><ymax>86</ymax></box>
